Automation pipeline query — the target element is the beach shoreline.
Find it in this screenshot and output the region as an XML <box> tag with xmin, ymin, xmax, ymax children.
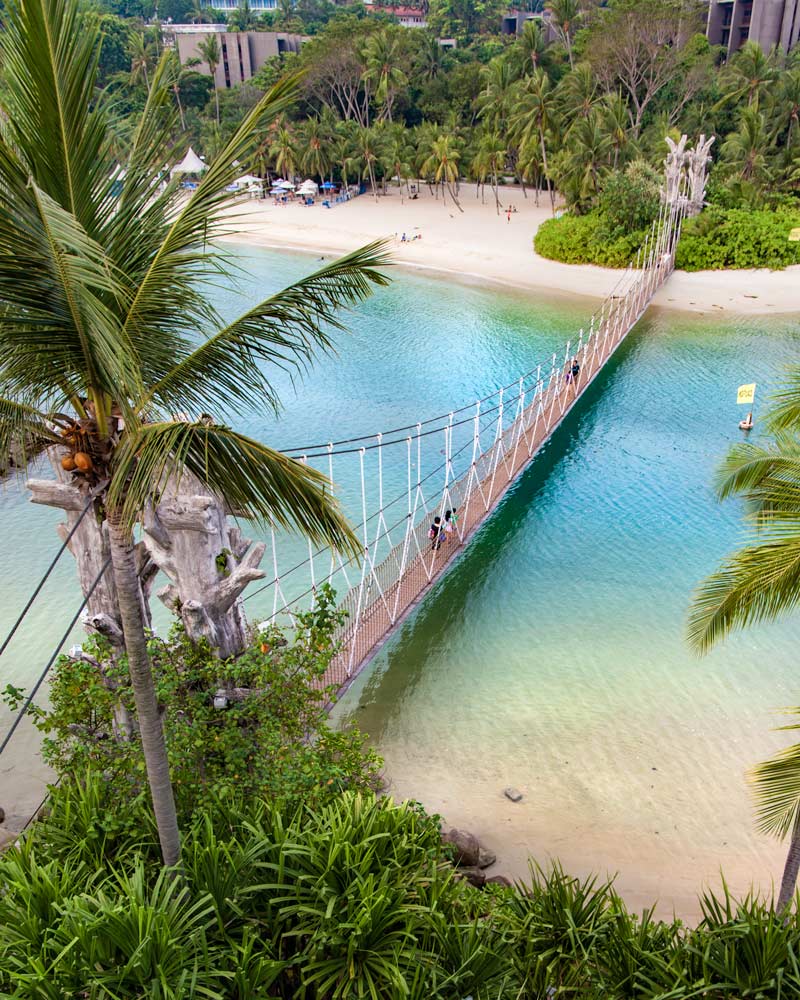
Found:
<box><xmin>220</xmin><ymin>184</ymin><xmax>800</xmax><ymax>317</ymax></box>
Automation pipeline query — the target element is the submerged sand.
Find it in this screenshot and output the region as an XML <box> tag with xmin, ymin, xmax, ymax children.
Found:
<box><xmin>220</xmin><ymin>182</ymin><xmax>799</xmax><ymax>316</ymax></box>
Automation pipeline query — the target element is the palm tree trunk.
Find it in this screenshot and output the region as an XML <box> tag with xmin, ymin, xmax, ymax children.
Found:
<box><xmin>778</xmin><ymin>812</ymin><xmax>800</xmax><ymax>912</ymax></box>
<box><xmin>214</xmin><ymin>87</ymin><xmax>220</xmax><ymax>127</ymax></box>
<box><xmin>540</xmin><ymin>130</ymin><xmax>555</xmax><ymax>214</ymax></box>
<box><xmin>107</xmin><ymin>508</ymin><xmax>181</xmax><ymax>869</ymax></box>
<box><xmin>173</xmin><ymin>85</ymin><xmax>186</xmax><ymax>132</ymax></box>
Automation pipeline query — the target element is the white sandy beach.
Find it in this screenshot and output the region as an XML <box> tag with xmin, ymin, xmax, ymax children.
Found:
<box><xmin>221</xmin><ymin>182</ymin><xmax>799</xmax><ymax>315</ymax></box>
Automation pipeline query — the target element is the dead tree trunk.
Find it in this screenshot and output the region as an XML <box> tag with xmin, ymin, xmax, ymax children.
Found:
<box><xmin>27</xmin><ymin>447</ymin><xmax>158</xmax><ymax>739</ymax></box>
<box><xmin>142</xmin><ymin>474</ymin><xmax>266</xmax><ymax>659</ymax></box>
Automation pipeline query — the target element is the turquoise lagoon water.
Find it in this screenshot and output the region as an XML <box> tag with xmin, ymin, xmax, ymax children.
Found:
<box><xmin>1</xmin><ymin>246</ymin><xmax>799</xmax><ymax>915</ymax></box>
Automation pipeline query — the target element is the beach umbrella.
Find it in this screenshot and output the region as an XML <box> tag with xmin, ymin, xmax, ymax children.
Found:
<box><xmin>171</xmin><ymin>147</ymin><xmax>208</xmax><ymax>176</ymax></box>
<box><xmin>234</xmin><ymin>174</ymin><xmax>262</xmax><ymax>187</ymax></box>
<box><xmin>277</xmin><ymin>180</ymin><xmax>295</xmax><ymax>190</ymax></box>
<box><xmin>320</xmin><ymin>181</ymin><xmax>336</xmax><ymax>189</ymax></box>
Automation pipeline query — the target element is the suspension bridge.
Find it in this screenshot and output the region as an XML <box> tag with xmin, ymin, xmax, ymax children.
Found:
<box><xmin>0</xmin><ymin>139</ymin><xmax>709</xmax><ymax>829</ymax></box>
<box><xmin>244</xmin><ymin>142</ymin><xmax>708</xmax><ymax>693</ymax></box>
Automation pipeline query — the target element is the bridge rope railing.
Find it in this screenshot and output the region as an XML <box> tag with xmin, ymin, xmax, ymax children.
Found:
<box><xmin>249</xmin><ymin>175</ymin><xmax>692</xmax><ymax>690</ymax></box>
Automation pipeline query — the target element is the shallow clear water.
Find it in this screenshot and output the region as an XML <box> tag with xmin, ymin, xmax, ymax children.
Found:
<box><xmin>1</xmin><ymin>247</ymin><xmax>799</xmax><ymax>915</ymax></box>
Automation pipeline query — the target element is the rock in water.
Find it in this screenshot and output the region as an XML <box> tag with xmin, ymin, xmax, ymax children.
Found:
<box><xmin>477</xmin><ymin>847</ymin><xmax>497</xmax><ymax>869</ymax></box>
<box><xmin>441</xmin><ymin>828</ymin><xmax>481</xmax><ymax>867</ymax></box>
<box><xmin>504</xmin><ymin>787</ymin><xmax>523</xmax><ymax>802</ymax></box>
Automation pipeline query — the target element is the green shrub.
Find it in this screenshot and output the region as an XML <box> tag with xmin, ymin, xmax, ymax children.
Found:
<box><xmin>7</xmin><ymin>585</ymin><xmax>381</xmax><ymax>819</ymax></box>
<box><xmin>4</xmin><ymin>775</ymin><xmax>800</xmax><ymax>998</ymax></box>
<box><xmin>534</xmin><ymin>211</ymin><xmax>648</xmax><ymax>268</ymax></box>
<box><xmin>676</xmin><ymin>208</ymin><xmax>800</xmax><ymax>270</ymax></box>
<box><xmin>599</xmin><ymin>160</ymin><xmax>662</xmax><ymax>235</ymax></box>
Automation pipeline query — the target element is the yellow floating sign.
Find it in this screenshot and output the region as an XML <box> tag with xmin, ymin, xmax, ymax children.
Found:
<box><xmin>789</xmin><ymin>228</ymin><xmax>800</xmax><ymax>242</ymax></box>
<box><xmin>737</xmin><ymin>383</ymin><xmax>756</xmax><ymax>405</ymax></box>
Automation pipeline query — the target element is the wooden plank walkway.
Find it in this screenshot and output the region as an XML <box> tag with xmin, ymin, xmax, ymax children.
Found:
<box><xmin>320</xmin><ymin>241</ymin><xmax>679</xmax><ymax>696</ymax></box>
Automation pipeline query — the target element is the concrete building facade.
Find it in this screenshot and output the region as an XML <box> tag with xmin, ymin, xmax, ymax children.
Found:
<box><xmin>175</xmin><ymin>30</ymin><xmax>304</xmax><ymax>88</ymax></box>
<box><xmin>706</xmin><ymin>0</ymin><xmax>800</xmax><ymax>56</ymax></box>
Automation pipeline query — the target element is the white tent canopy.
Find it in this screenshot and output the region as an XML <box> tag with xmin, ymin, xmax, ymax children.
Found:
<box><xmin>233</xmin><ymin>174</ymin><xmax>262</xmax><ymax>187</ymax></box>
<box><xmin>171</xmin><ymin>147</ymin><xmax>207</xmax><ymax>176</ymax></box>
<box><xmin>298</xmin><ymin>179</ymin><xmax>319</xmax><ymax>193</ymax></box>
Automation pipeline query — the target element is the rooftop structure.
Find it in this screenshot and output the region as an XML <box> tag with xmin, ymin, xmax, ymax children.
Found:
<box><xmin>706</xmin><ymin>0</ymin><xmax>800</xmax><ymax>55</ymax></box>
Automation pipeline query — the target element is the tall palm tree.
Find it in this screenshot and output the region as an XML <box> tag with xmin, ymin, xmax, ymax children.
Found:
<box><xmin>718</xmin><ymin>41</ymin><xmax>781</xmax><ymax>112</ymax></box>
<box><xmin>517</xmin><ymin>19</ymin><xmax>549</xmax><ymax>75</ymax></box>
<box><xmin>545</xmin><ymin>0</ymin><xmax>581</xmax><ymax>69</ymax></box>
<box><xmin>362</xmin><ymin>30</ymin><xmax>408</xmax><ymax>123</ymax></box>
<box><xmin>415</xmin><ymin>32</ymin><xmax>444</xmax><ymax>81</ymax></box>
<box><xmin>166</xmin><ymin>50</ymin><xmax>187</xmax><ymax>132</ymax></box>
<box><xmin>188</xmin><ymin>0</ymin><xmax>214</xmax><ymax>24</ymax></box>
<box><xmin>721</xmin><ymin>107</ymin><xmax>772</xmax><ymax>187</ymax></box>
<box><xmin>352</xmin><ymin>125</ymin><xmax>384</xmax><ymax>200</ymax></box>
<box><xmin>300</xmin><ymin>117</ymin><xmax>332</xmax><ymax>183</ymax></box>
<box><xmin>477</xmin><ymin>56</ymin><xmax>519</xmax><ymax>134</ymax></box>
<box><xmin>198</xmin><ymin>34</ymin><xmax>221</xmax><ymax>125</ymax></box>
<box><xmin>0</xmin><ymin>0</ymin><xmax>389</xmax><ymax>868</ymax></box>
<box><xmin>555</xmin><ymin>110</ymin><xmax>613</xmax><ymax>210</ymax></box>
<box><xmin>127</xmin><ymin>30</ymin><xmax>154</xmax><ymax>92</ymax></box>
<box><xmin>269</xmin><ymin>122</ymin><xmax>298</xmax><ymax>180</ymax></box>
<box><xmin>228</xmin><ymin>0</ymin><xmax>257</xmax><ymax>31</ymax></box>
<box><xmin>557</xmin><ymin>62</ymin><xmax>598</xmax><ymax>124</ymax></box>
<box><xmin>510</xmin><ymin>68</ymin><xmax>557</xmax><ymax>213</ymax></box>
<box><xmin>601</xmin><ymin>92</ymin><xmax>636</xmax><ymax>170</ymax></box>
<box><xmin>770</xmin><ymin>68</ymin><xmax>800</xmax><ymax>148</ymax></box>
<box><xmin>420</xmin><ymin>134</ymin><xmax>462</xmax><ymax>210</ymax></box>
<box><xmin>471</xmin><ymin>132</ymin><xmax>506</xmax><ymax>212</ymax></box>
<box><xmin>384</xmin><ymin>127</ymin><xmax>413</xmax><ymax>202</ymax></box>
<box><xmin>688</xmin><ymin>378</ymin><xmax>800</xmax><ymax>911</ymax></box>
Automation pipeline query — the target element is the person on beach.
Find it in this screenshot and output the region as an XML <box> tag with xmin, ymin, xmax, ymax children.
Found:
<box><xmin>428</xmin><ymin>516</ymin><xmax>443</xmax><ymax>551</ymax></box>
<box><xmin>507</xmin><ymin>206</ymin><xmax>512</xmax><ymax>223</ymax></box>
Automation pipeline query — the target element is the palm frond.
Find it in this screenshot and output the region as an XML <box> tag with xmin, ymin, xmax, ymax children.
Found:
<box><xmin>144</xmin><ymin>242</ymin><xmax>392</xmax><ymax>416</ymax></box>
<box><xmin>0</xmin><ymin>171</ymin><xmax>136</xmax><ymax>402</ymax></box>
<box><xmin>0</xmin><ymin>397</ymin><xmax>61</xmax><ymax>472</ymax></box>
<box><xmin>109</xmin><ymin>420</ymin><xmax>360</xmax><ymax>558</ymax></box>
<box><xmin>0</xmin><ymin>0</ymin><xmax>112</xmax><ymax>234</ymax></box>
<box><xmin>687</xmin><ymin>519</ymin><xmax>800</xmax><ymax>653</ymax></box>
<box><xmin>714</xmin><ymin>439</ymin><xmax>800</xmax><ymax>499</ymax></box>
<box><xmin>120</xmin><ymin>72</ymin><xmax>303</xmax><ymax>351</ymax></box>
<box><xmin>751</xmin><ymin>712</ymin><xmax>800</xmax><ymax>838</ymax></box>
<box><xmin>766</xmin><ymin>368</ymin><xmax>800</xmax><ymax>433</ymax></box>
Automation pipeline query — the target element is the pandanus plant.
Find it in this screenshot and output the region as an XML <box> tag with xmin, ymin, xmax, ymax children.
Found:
<box><xmin>0</xmin><ymin>0</ymin><xmax>389</xmax><ymax>867</ymax></box>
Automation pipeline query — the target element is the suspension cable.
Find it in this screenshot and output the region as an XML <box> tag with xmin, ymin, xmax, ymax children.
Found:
<box><xmin>0</xmin><ymin>497</ymin><xmax>95</xmax><ymax>661</ymax></box>
<box><xmin>0</xmin><ymin>556</ymin><xmax>111</xmax><ymax>758</ymax></box>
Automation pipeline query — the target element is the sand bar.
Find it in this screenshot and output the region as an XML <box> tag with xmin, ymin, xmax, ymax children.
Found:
<box><xmin>221</xmin><ymin>182</ymin><xmax>799</xmax><ymax>315</ymax></box>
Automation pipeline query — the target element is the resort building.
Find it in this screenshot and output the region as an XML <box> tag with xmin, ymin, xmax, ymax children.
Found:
<box><xmin>501</xmin><ymin>8</ymin><xmax>559</xmax><ymax>41</ymax></box>
<box><xmin>363</xmin><ymin>2</ymin><xmax>428</xmax><ymax>26</ymax></box>
<box><xmin>172</xmin><ymin>28</ymin><xmax>304</xmax><ymax>88</ymax></box>
<box><xmin>200</xmin><ymin>0</ymin><xmax>280</xmax><ymax>11</ymax></box>
<box><xmin>706</xmin><ymin>0</ymin><xmax>800</xmax><ymax>55</ymax></box>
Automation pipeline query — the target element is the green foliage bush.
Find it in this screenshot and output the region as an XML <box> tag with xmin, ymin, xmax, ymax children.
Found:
<box><xmin>7</xmin><ymin>585</ymin><xmax>381</xmax><ymax>819</ymax></box>
<box><xmin>534</xmin><ymin>212</ymin><xmax>648</xmax><ymax>268</ymax></box>
<box><xmin>675</xmin><ymin>207</ymin><xmax>800</xmax><ymax>271</ymax></box>
<box><xmin>599</xmin><ymin>160</ymin><xmax>662</xmax><ymax>235</ymax></box>
<box><xmin>3</xmin><ymin>775</ymin><xmax>800</xmax><ymax>999</ymax></box>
